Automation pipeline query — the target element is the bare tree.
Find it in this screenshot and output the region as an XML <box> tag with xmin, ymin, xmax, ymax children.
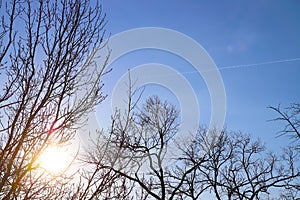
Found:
<box><xmin>85</xmin><ymin>90</ymin><xmax>300</xmax><ymax>199</ymax></box>
<box><xmin>190</xmin><ymin>129</ymin><xmax>300</xmax><ymax>200</ymax></box>
<box><xmin>269</xmin><ymin>103</ymin><xmax>300</xmax><ymax>144</ymax></box>
<box><xmin>269</xmin><ymin>103</ymin><xmax>300</xmax><ymax>198</ymax></box>
<box><xmin>0</xmin><ymin>0</ymin><xmax>108</xmax><ymax>199</ymax></box>
<box><xmin>84</xmin><ymin>86</ymin><xmax>196</xmax><ymax>199</ymax></box>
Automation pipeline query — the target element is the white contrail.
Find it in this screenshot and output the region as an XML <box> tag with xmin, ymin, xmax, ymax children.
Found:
<box><xmin>175</xmin><ymin>57</ymin><xmax>300</xmax><ymax>75</ymax></box>
<box><xmin>132</xmin><ymin>57</ymin><xmax>300</xmax><ymax>78</ymax></box>
<box><xmin>218</xmin><ymin>57</ymin><xmax>300</xmax><ymax>71</ymax></box>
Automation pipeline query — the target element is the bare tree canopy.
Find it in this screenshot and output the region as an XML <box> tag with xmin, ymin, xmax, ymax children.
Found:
<box><xmin>269</xmin><ymin>103</ymin><xmax>300</xmax><ymax>143</ymax></box>
<box><xmin>82</xmin><ymin>89</ymin><xmax>300</xmax><ymax>199</ymax></box>
<box><xmin>0</xmin><ymin>0</ymin><xmax>107</xmax><ymax>199</ymax></box>
<box><xmin>269</xmin><ymin>103</ymin><xmax>300</xmax><ymax>198</ymax></box>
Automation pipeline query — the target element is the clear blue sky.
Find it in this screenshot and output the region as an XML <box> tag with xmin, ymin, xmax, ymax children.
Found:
<box><xmin>97</xmin><ymin>0</ymin><xmax>300</xmax><ymax>150</ymax></box>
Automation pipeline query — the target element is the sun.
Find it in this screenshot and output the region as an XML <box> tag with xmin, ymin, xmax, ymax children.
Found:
<box><xmin>39</xmin><ymin>145</ymin><xmax>71</xmax><ymax>174</ymax></box>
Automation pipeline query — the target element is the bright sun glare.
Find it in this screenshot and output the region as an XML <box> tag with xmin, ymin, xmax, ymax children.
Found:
<box><xmin>39</xmin><ymin>146</ymin><xmax>71</xmax><ymax>174</ymax></box>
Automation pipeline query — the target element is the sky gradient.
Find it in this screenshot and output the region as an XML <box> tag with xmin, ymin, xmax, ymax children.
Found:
<box><xmin>95</xmin><ymin>0</ymin><xmax>300</xmax><ymax>150</ymax></box>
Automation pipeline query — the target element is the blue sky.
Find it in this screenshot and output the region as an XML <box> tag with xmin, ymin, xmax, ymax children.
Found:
<box><xmin>97</xmin><ymin>0</ymin><xmax>300</xmax><ymax>150</ymax></box>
